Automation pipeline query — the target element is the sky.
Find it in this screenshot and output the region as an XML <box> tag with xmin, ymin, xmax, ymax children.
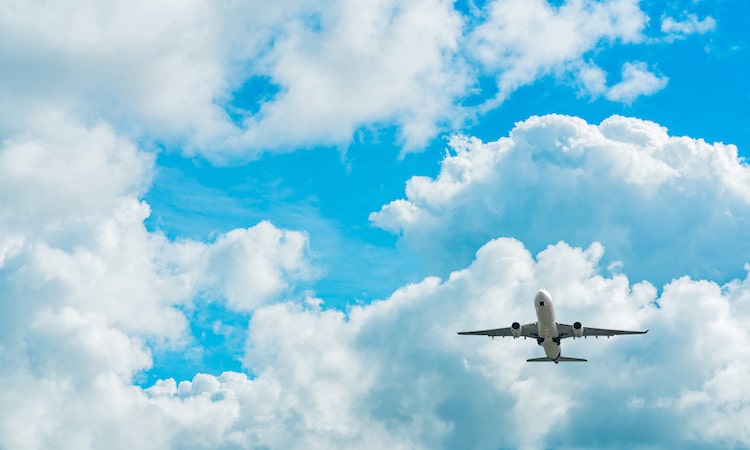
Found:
<box><xmin>1</xmin><ymin>0</ymin><xmax>749</xmax><ymax>449</ymax></box>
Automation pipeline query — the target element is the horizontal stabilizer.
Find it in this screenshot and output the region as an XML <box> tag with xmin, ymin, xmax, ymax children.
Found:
<box><xmin>526</xmin><ymin>356</ymin><xmax>588</xmax><ymax>362</ymax></box>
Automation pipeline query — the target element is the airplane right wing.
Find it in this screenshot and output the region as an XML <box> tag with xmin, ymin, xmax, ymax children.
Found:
<box><xmin>458</xmin><ymin>322</ymin><xmax>539</xmax><ymax>338</ymax></box>
<box><xmin>557</xmin><ymin>323</ymin><xmax>648</xmax><ymax>339</ymax></box>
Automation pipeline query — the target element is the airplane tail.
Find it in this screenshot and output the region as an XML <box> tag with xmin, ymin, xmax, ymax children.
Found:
<box><xmin>527</xmin><ymin>356</ymin><xmax>588</xmax><ymax>363</ymax></box>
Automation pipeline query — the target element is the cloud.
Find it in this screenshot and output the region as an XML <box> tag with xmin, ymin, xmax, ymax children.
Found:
<box><xmin>0</xmin><ymin>0</ymin><xmax>696</xmax><ymax>161</ymax></box>
<box><xmin>0</xmin><ymin>111</ymin><xmax>186</xmax><ymax>341</ymax></box>
<box><xmin>569</xmin><ymin>60</ymin><xmax>668</xmax><ymax>103</ymax></box>
<box><xmin>0</xmin><ymin>0</ymin><xmax>242</xmax><ymax>144</ymax></box>
<box><xmin>0</xmin><ymin>110</ymin><xmax>153</xmax><ymax>232</ymax></box>
<box><xmin>0</xmin><ymin>113</ymin><xmax>316</xmax><ymax>448</ymax></box>
<box><xmin>171</xmin><ymin>221</ymin><xmax>314</xmax><ymax>312</ymax></box>
<box><xmin>182</xmin><ymin>240</ymin><xmax>750</xmax><ymax>449</ymax></box>
<box><xmin>0</xmin><ymin>0</ymin><xmax>470</xmax><ymax>159</ymax></box>
<box><xmin>371</xmin><ymin>114</ymin><xmax>750</xmax><ymax>287</ymax></box>
<box><xmin>605</xmin><ymin>61</ymin><xmax>668</xmax><ymax>103</ymax></box>
<box><xmin>0</xmin><ymin>110</ymin><xmax>314</xmax><ymax>329</ymax></box>
<box><xmin>0</xmin><ymin>116</ymin><xmax>745</xmax><ymax>448</ymax></box>
<box><xmin>4</xmin><ymin>236</ymin><xmax>749</xmax><ymax>449</ymax></box>
<box><xmin>661</xmin><ymin>14</ymin><xmax>716</xmax><ymax>41</ymax></box>
<box><xmin>233</xmin><ymin>0</ymin><xmax>470</xmax><ymax>156</ymax></box>
<box><xmin>467</xmin><ymin>0</ymin><xmax>646</xmax><ymax>107</ymax></box>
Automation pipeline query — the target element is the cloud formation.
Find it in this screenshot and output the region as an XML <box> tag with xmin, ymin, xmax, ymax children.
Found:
<box><xmin>0</xmin><ymin>115</ymin><xmax>313</xmax><ymax>448</ymax></box>
<box><xmin>605</xmin><ymin>61</ymin><xmax>668</xmax><ymax>103</ymax></box>
<box><xmin>0</xmin><ymin>2</ymin><xmax>741</xmax><ymax>448</ymax></box>
<box><xmin>371</xmin><ymin>114</ymin><xmax>750</xmax><ymax>286</ymax></box>
<box><xmin>4</xmin><ymin>231</ymin><xmax>749</xmax><ymax>449</ymax></box>
<box><xmin>661</xmin><ymin>13</ymin><xmax>716</xmax><ymax>42</ymax></box>
<box><xmin>0</xmin><ymin>0</ymin><xmax>698</xmax><ymax>161</ymax></box>
<box><xmin>1</xmin><ymin>114</ymin><xmax>747</xmax><ymax>448</ymax></box>
<box><xmin>467</xmin><ymin>0</ymin><xmax>646</xmax><ymax>107</ymax></box>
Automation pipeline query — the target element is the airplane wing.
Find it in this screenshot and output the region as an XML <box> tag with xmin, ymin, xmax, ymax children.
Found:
<box><xmin>458</xmin><ymin>322</ymin><xmax>539</xmax><ymax>338</ymax></box>
<box><xmin>557</xmin><ymin>323</ymin><xmax>648</xmax><ymax>339</ymax></box>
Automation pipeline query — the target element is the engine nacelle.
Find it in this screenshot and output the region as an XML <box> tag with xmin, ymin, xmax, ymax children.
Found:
<box><xmin>573</xmin><ymin>321</ymin><xmax>584</xmax><ymax>338</ymax></box>
<box><xmin>511</xmin><ymin>322</ymin><xmax>522</xmax><ymax>338</ymax></box>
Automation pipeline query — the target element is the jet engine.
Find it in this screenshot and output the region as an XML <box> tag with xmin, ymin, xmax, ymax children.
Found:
<box><xmin>573</xmin><ymin>321</ymin><xmax>584</xmax><ymax>338</ymax></box>
<box><xmin>511</xmin><ymin>322</ymin><xmax>522</xmax><ymax>338</ymax></box>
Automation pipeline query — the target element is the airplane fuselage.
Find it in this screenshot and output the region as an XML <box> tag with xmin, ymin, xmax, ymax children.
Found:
<box><xmin>534</xmin><ymin>289</ymin><xmax>561</xmax><ymax>361</ymax></box>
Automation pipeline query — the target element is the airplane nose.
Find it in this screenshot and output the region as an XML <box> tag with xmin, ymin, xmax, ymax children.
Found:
<box><xmin>535</xmin><ymin>289</ymin><xmax>551</xmax><ymax>305</ymax></box>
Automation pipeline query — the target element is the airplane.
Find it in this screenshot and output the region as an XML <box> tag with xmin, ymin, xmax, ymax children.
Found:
<box><xmin>458</xmin><ymin>289</ymin><xmax>647</xmax><ymax>363</ymax></box>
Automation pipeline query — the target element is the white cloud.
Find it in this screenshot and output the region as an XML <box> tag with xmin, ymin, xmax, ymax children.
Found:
<box><xmin>233</xmin><ymin>0</ymin><xmax>470</xmax><ymax>157</ymax></box>
<box><xmin>0</xmin><ymin>0</ymin><xmax>470</xmax><ymax>159</ymax></box>
<box><xmin>27</xmin><ymin>307</ymin><xmax>153</xmax><ymax>382</ymax></box>
<box><xmin>0</xmin><ymin>113</ymin><xmax>316</xmax><ymax>448</ymax></box>
<box><xmin>661</xmin><ymin>14</ymin><xmax>716</xmax><ymax>41</ymax></box>
<box><xmin>371</xmin><ymin>114</ymin><xmax>750</xmax><ymax>286</ymax></box>
<box><xmin>0</xmin><ymin>110</ymin><xmax>152</xmax><ymax>232</ymax></box>
<box><xmin>467</xmin><ymin>0</ymin><xmax>646</xmax><ymax>107</ymax></box>
<box><xmin>0</xmin><ymin>111</ymin><xmax>188</xmax><ymax>341</ymax></box>
<box><xmin>0</xmin><ymin>0</ymin><xmax>235</xmax><ymax>144</ymax></box>
<box><xmin>171</xmin><ymin>222</ymin><xmax>314</xmax><ymax>312</ymax></box>
<box><xmin>568</xmin><ymin>60</ymin><xmax>668</xmax><ymax>103</ymax></box>
<box><xmin>235</xmin><ymin>240</ymin><xmax>750</xmax><ymax>449</ymax></box>
<box><xmin>5</xmin><ymin>236</ymin><xmax>749</xmax><ymax>449</ymax></box>
<box><xmin>605</xmin><ymin>61</ymin><xmax>668</xmax><ymax>103</ymax></box>
<box><xmin>0</xmin><ymin>117</ymin><xmax>745</xmax><ymax>447</ymax></box>
<box><xmin>0</xmin><ymin>110</ymin><xmax>314</xmax><ymax>332</ymax></box>
<box><xmin>573</xmin><ymin>60</ymin><xmax>609</xmax><ymax>96</ymax></box>
<box><xmin>0</xmin><ymin>2</ymin><xmax>741</xmax><ymax>448</ymax></box>
<box><xmin>0</xmin><ymin>0</ymin><xmax>692</xmax><ymax>160</ymax></box>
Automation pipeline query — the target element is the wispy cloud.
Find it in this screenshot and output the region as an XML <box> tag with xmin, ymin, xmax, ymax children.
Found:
<box><xmin>661</xmin><ymin>13</ymin><xmax>716</xmax><ymax>42</ymax></box>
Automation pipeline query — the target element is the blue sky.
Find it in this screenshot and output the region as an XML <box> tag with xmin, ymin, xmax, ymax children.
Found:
<box><xmin>1</xmin><ymin>1</ymin><xmax>750</xmax><ymax>449</ymax></box>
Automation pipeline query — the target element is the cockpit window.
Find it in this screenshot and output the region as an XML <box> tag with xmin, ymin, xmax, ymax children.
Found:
<box><xmin>539</xmin><ymin>301</ymin><xmax>545</xmax><ymax>307</ymax></box>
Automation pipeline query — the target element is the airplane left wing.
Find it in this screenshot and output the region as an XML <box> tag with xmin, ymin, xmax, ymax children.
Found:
<box><xmin>458</xmin><ymin>322</ymin><xmax>539</xmax><ymax>338</ymax></box>
<box><xmin>557</xmin><ymin>323</ymin><xmax>648</xmax><ymax>339</ymax></box>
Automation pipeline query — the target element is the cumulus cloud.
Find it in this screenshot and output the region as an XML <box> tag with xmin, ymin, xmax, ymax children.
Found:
<box><xmin>605</xmin><ymin>61</ymin><xmax>668</xmax><ymax>103</ymax></box>
<box><xmin>371</xmin><ymin>114</ymin><xmax>750</xmax><ymax>286</ymax></box>
<box><xmin>0</xmin><ymin>0</ymin><xmax>240</xmax><ymax>144</ymax></box>
<box><xmin>168</xmin><ymin>241</ymin><xmax>750</xmax><ymax>449</ymax></box>
<box><xmin>569</xmin><ymin>60</ymin><xmax>668</xmax><ymax>102</ymax></box>
<box><xmin>171</xmin><ymin>222</ymin><xmax>314</xmax><ymax>312</ymax></box>
<box><xmin>0</xmin><ymin>0</ymin><xmax>692</xmax><ymax>161</ymax></box>
<box><xmin>661</xmin><ymin>13</ymin><xmax>716</xmax><ymax>41</ymax></box>
<box><xmin>0</xmin><ymin>0</ymin><xmax>469</xmax><ymax>159</ymax></box>
<box><xmin>0</xmin><ymin>116</ymin><xmax>745</xmax><ymax>448</ymax></box>
<box><xmin>0</xmin><ymin>110</ymin><xmax>313</xmax><ymax>327</ymax></box>
<box><xmin>0</xmin><ymin>111</ymin><xmax>187</xmax><ymax>341</ymax></box>
<box><xmin>5</xmin><ymin>236</ymin><xmax>749</xmax><ymax>449</ymax></box>
<box><xmin>0</xmin><ymin>113</ymin><xmax>315</xmax><ymax>448</ymax></box>
<box><xmin>234</xmin><ymin>0</ymin><xmax>470</xmax><ymax>156</ymax></box>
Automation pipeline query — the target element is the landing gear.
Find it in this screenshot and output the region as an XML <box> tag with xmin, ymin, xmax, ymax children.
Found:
<box><xmin>536</xmin><ymin>337</ymin><xmax>544</xmax><ymax>346</ymax></box>
<box><xmin>552</xmin><ymin>337</ymin><xmax>561</xmax><ymax>345</ymax></box>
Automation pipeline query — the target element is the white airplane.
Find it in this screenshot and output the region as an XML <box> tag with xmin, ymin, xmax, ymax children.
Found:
<box><xmin>458</xmin><ymin>289</ymin><xmax>647</xmax><ymax>363</ymax></box>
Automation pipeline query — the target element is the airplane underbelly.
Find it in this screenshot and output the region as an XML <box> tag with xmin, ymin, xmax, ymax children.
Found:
<box><xmin>543</xmin><ymin>340</ymin><xmax>559</xmax><ymax>359</ymax></box>
<box><xmin>538</xmin><ymin>307</ymin><xmax>555</xmax><ymax>326</ymax></box>
<box><xmin>538</xmin><ymin>319</ymin><xmax>560</xmax><ymax>359</ymax></box>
